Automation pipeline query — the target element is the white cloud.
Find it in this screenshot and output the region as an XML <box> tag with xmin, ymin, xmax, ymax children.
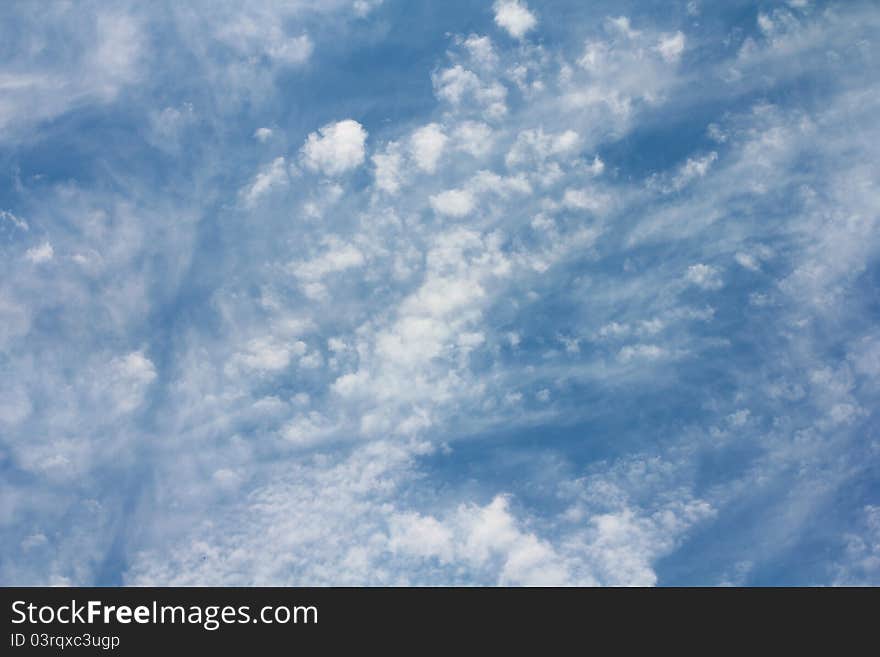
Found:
<box><xmin>281</xmin><ymin>412</ymin><xmax>336</xmax><ymax>447</ymax></box>
<box><xmin>685</xmin><ymin>264</ymin><xmax>723</xmax><ymax>290</ymax></box>
<box><xmin>0</xmin><ymin>10</ymin><xmax>145</xmax><ymax>141</ymax></box>
<box><xmin>735</xmin><ymin>252</ymin><xmax>761</xmax><ymax>271</ymax></box>
<box><xmin>389</xmin><ymin>496</ymin><xmax>580</xmax><ymax>585</ymax></box>
<box><xmin>657</xmin><ymin>31</ymin><xmax>686</xmax><ymax>63</ymax></box>
<box><xmin>432</xmin><ymin>65</ymin><xmax>507</xmax><ymax>118</ymax></box>
<box><xmin>253</xmin><ymin>127</ymin><xmax>273</xmax><ymax>142</ymax></box>
<box><xmin>353</xmin><ymin>0</ymin><xmax>385</xmax><ymax>17</ymax></box>
<box><xmin>90</xmin><ymin>13</ymin><xmax>144</xmax><ymax>98</ymax></box>
<box><xmin>300</xmin><ymin>119</ymin><xmax>368</xmax><ymax>176</ymax></box>
<box><xmin>607</xmin><ymin>16</ymin><xmax>640</xmax><ymax>40</ymax></box>
<box><xmin>242</xmin><ymin>156</ymin><xmax>289</xmax><ymax>204</ymax></box>
<box><xmin>389</xmin><ymin>512</ymin><xmax>455</xmax><ymax>562</ymax></box>
<box><xmin>562</xmin><ymin>188</ymin><xmax>607</xmax><ymax>213</ymax></box>
<box><xmin>452</xmin><ymin>121</ymin><xmax>495</xmax><ymax>157</ymax></box>
<box><xmin>106</xmin><ymin>351</ymin><xmax>157</xmax><ymax>414</ymax></box>
<box><xmin>462</xmin><ymin>35</ymin><xmax>499</xmax><ymax>69</ymax></box>
<box><xmin>216</xmin><ymin>13</ymin><xmax>312</xmax><ymax>66</ymax></box>
<box><xmin>757</xmin><ymin>13</ymin><xmax>776</xmax><ymax>37</ymax></box>
<box><xmin>706</xmin><ymin>123</ymin><xmax>728</xmax><ymax>143</ymax></box>
<box><xmin>562</xmin><ymin>18</ymin><xmax>690</xmax><ymax>126</ymax></box>
<box><xmin>506</xmin><ymin>128</ymin><xmax>580</xmax><ymax>168</ymax></box>
<box><xmin>469</xmin><ymin>170</ymin><xmax>532</xmax><ymax>197</ymax></box>
<box><xmin>269</xmin><ymin>34</ymin><xmax>313</xmax><ymax>65</ymax></box>
<box><xmin>409</xmin><ymin>123</ymin><xmax>448</xmax><ymax>173</ymax></box>
<box><xmin>429</xmin><ymin>189</ymin><xmax>475</xmax><ymax>217</ymax></box>
<box><xmin>1</xmin><ymin>209</ymin><xmax>29</xmax><ymax>231</ymax></box>
<box><xmin>618</xmin><ymin>344</ymin><xmax>667</xmax><ymax>363</ymax></box>
<box><xmin>434</xmin><ymin>66</ymin><xmax>478</xmax><ymax>105</ymax></box>
<box><xmin>5</xmin><ymin>0</ymin><xmax>879</xmax><ymax>588</ymax></box>
<box><xmin>25</xmin><ymin>242</ymin><xmax>54</xmax><ymax>264</ymax></box>
<box><xmin>833</xmin><ymin>506</ymin><xmax>880</xmax><ymax>585</ymax></box>
<box><xmin>645</xmin><ymin>151</ymin><xmax>719</xmax><ymax>195</ymax></box>
<box><xmin>372</xmin><ymin>142</ymin><xmax>404</xmax><ymax>194</ymax></box>
<box><xmin>230</xmin><ymin>337</ymin><xmax>306</xmax><ymax>374</ymax></box>
<box><xmin>290</xmin><ymin>241</ymin><xmax>365</xmax><ymax>282</ymax></box>
<box><xmin>672</xmin><ymin>151</ymin><xmax>717</xmax><ymax>189</ymax></box>
<box><xmin>493</xmin><ymin>1</ymin><xmax>537</xmax><ymax>40</ymax></box>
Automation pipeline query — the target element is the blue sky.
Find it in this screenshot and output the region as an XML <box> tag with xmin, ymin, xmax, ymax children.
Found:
<box><xmin>1</xmin><ymin>0</ymin><xmax>878</xmax><ymax>586</ymax></box>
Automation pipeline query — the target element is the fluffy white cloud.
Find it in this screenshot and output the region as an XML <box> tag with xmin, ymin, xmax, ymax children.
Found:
<box><xmin>253</xmin><ymin>127</ymin><xmax>273</xmax><ymax>142</ymax></box>
<box><xmin>391</xmin><ymin>496</ymin><xmax>578</xmax><ymax>585</ymax></box>
<box><xmin>433</xmin><ymin>65</ymin><xmax>507</xmax><ymax>118</ymax></box>
<box><xmin>462</xmin><ymin>34</ymin><xmax>499</xmax><ymax>69</ymax></box>
<box><xmin>452</xmin><ymin>121</ymin><xmax>495</xmax><ymax>157</ymax></box>
<box><xmin>468</xmin><ymin>170</ymin><xmax>532</xmax><ymax>197</ymax></box>
<box><xmin>389</xmin><ymin>512</ymin><xmax>455</xmax><ymax>562</ymax></box>
<box><xmin>372</xmin><ymin>142</ymin><xmax>404</xmax><ymax>194</ymax></box>
<box><xmin>301</xmin><ymin>119</ymin><xmax>368</xmax><ymax>176</ymax></box>
<box><xmin>429</xmin><ymin>189</ymin><xmax>475</xmax><ymax>217</ymax></box>
<box><xmin>685</xmin><ymin>264</ymin><xmax>723</xmax><ymax>290</ymax></box>
<box><xmin>506</xmin><ymin>128</ymin><xmax>580</xmax><ymax>168</ymax></box>
<box><xmin>281</xmin><ymin>412</ymin><xmax>337</xmax><ymax>447</ymax></box>
<box><xmin>409</xmin><ymin>123</ymin><xmax>448</xmax><ymax>173</ymax></box>
<box><xmin>493</xmin><ymin>1</ymin><xmax>537</xmax><ymax>40</ymax></box>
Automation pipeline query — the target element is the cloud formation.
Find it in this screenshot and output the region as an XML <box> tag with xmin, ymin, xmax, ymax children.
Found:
<box><xmin>301</xmin><ymin>119</ymin><xmax>368</xmax><ymax>176</ymax></box>
<box><xmin>493</xmin><ymin>1</ymin><xmax>537</xmax><ymax>40</ymax></box>
<box><xmin>1</xmin><ymin>0</ymin><xmax>878</xmax><ymax>587</ymax></box>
